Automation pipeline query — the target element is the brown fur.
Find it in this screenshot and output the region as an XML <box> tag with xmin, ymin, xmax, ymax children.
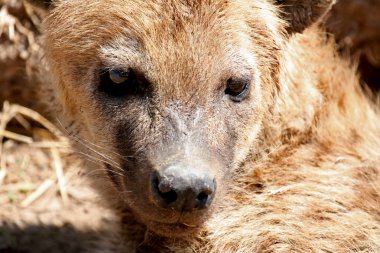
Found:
<box><xmin>20</xmin><ymin>0</ymin><xmax>380</xmax><ymax>252</ymax></box>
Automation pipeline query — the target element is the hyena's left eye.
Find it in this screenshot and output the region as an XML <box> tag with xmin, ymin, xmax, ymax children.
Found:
<box><xmin>109</xmin><ymin>69</ymin><xmax>129</xmax><ymax>84</ymax></box>
<box><xmin>99</xmin><ymin>68</ymin><xmax>150</xmax><ymax>97</ymax></box>
<box><xmin>224</xmin><ymin>76</ymin><xmax>251</xmax><ymax>102</ymax></box>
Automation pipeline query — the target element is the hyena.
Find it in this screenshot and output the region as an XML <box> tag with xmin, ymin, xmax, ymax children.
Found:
<box><xmin>23</xmin><ymin>0</ymin><xmax>380</xmax><ymax>252</ymax></box>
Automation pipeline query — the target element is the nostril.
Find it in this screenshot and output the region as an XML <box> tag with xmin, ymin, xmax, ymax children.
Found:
<box><xmin>160</xmin><ymin>190</ymin><xmax>178</xmax><ymax>203</ymax></box>
<box><xmin>152</xmin><ymin>174</ymin><xmax>178</xmax><ymax>205</ymax></box>
<box><xmin>196</xmin><ymin>188</ymin><xmax>213</xmax><ymax>208</ymax></box>
<box><xmin>196</xmin><ymin>191</ymin><xmax>209</xmax><ymax>203</ymax></box>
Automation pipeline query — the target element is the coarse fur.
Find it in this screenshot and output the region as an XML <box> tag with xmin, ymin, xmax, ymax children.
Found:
<box><xmin>25</xmin><ymin>0</ymin><xmax>380</xmax><ymax>252</ymax></box>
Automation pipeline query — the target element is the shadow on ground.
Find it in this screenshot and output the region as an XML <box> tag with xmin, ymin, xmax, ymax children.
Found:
<box><xmin>0</xmin><ymin>223</ymin><xmax>112</xmax><ymax>253</ymax></box>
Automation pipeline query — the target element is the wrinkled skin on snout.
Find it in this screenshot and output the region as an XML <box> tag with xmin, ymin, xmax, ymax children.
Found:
<box><xmin>44</xmin><ymin>0</ymin><xmax>284</xmax><ymax>237</ymax></box>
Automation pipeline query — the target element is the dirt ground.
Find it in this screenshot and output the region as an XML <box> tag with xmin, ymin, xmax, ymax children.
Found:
<box><xmin>0</xmin><ymin>0</ymin><xmax>380</xmax><ymax>252</ymax></box>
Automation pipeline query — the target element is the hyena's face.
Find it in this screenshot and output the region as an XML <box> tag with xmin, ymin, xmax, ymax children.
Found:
<box><xmin>42</xmin><ymin>0</ymin><xmax>330</xmax><ymax>237</ymax></box>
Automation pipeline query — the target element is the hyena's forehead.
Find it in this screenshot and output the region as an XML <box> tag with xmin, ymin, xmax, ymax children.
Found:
<box><xmin>45</xmin><ymin>0</ymin><xmax>283</xmax><ymax>64</ymax></box>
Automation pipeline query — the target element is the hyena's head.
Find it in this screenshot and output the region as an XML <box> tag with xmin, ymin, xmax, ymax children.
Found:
<box><xmin>35</xmin><ymin>0</ymin><xmax>333</xmax><ymax>237</ymax></box>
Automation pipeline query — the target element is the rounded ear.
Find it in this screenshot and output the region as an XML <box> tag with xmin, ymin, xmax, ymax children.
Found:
<box><xmin>275</xmin><ymin>0</ymin><xmax>336</xmax><ymax>33</ymax></box>
<box><xmin>25</xmin><ymin>0</ymin><xmax>53</xmax><ymax>10</ymax></box>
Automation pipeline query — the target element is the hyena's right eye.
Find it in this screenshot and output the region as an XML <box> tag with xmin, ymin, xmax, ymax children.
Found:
<box><xmin>99</xmin><ymin>68</ymin><xmax>150</xmax><ymax>97</ymax></box>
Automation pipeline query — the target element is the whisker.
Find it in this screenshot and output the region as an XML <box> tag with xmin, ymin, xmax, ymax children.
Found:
<box><xmin>75</xmin><ymin>153</ymin><xmax>125</xmax><ymax>177</ymax></box>
<box><xmin>56</xmin><ymin>119</ymin><xmax>135</xmax><ymax>162</ymax></box>
<box><xmin>82</xmin><ymin>166</ymin><xmax>125</xmax><ymax>179</ymax></box>
<box><xmin>73</xmin><ymin>150</ymin><xmax>122</xmax><ymax>170</ymax></box>
<box><xmin>55</xmin><ymin>120</ymin><xmax>128</xmax><ymax>168</ymax></box>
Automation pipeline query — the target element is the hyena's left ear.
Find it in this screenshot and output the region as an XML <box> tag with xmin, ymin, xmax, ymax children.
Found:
<box><xmin>275</xmin><ymin>0</ymin><xmax>336</xmax><ymax>33</ymax></box>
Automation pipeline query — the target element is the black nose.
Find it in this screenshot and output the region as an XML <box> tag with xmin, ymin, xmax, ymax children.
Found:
<box><xmin>151</xmin><ymin>168</ymin><xmax>216</xmax><ymax>212</ymax></box>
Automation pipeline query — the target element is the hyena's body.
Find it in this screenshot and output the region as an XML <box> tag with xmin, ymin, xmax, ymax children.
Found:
<box><xmin>5</xmin><ymin>0</ymin><xmax>380</xmax><ymax>252</ymax></box>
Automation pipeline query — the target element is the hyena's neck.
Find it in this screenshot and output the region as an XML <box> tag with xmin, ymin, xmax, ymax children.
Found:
<box><xmin>259</xmin><ymin>28</ymin><xmax>380</xmax><ymax>164</ymax></box>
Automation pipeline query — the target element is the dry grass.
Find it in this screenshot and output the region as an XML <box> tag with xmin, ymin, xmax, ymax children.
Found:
<box><xmin>0</xmin><ymin>0</ymin><xmax>74</xmax><ymax>210</ymax></box>
<box><xmin>0</xmin><ymin>0</ymin><xmax>40</xmax><ymax>61</ymax></box>
<box><xmin>0</xmin><ymin>101</ymin><xmax>71</xmax><ymax>207</ymax></box>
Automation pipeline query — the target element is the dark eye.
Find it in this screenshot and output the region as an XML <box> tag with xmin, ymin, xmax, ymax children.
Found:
<box><xmin>224</xmin><ymin>77</ymin><xmax>251</xmax><ymax>102</ymax></box>
<box><xmin>109</xmin><ymin>69</ymin><xmax>129</xmax><ymax>84</ymax></box>
<box><xmin>99</xmin><ymin>68</ymin><xmax>149</xmax><ymax>97</ymax></box>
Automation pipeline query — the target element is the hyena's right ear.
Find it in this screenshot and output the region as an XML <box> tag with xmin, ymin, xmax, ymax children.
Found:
<box><xmin>25</xmin><ymin>0</ymin><xmax>54</xmax><ymax>10</ymax></box>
